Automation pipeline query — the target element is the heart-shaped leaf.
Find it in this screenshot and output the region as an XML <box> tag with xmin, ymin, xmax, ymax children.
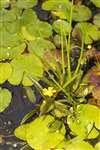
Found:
<box><xmin>0</xmin><ymin>88</ymin><xmax>12</xmax><ymax>112</ymax></box>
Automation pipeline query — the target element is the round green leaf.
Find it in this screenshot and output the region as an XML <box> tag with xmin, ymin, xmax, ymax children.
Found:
<box><xmin>0</xmin><ymin>9</ymin><xmax>16</xmax><ymax>22</ymax></box>
<box><xmin>8</xmin><ymin>54</ymin><xmax>43</xmax><ymax>86</ymax></box>
<box><xmin>17</xmin><ymin>0</ymin><xmax>37</xmax><ymax>9</ymax></box>
<box><xmin>52</xmin><ymin>19</ymin><xmax>71</xmax><ymax>36</ymax></box>
<box><xmin>0</xmin><ymin>63</ymin><xmax>12</xmax><ymax>84</ymax></box>
<box><xmin>42</xmin><ymin>0</ymin><xmax>70</xmax><ymax>11</ymax></box>
<box><xmin>21</xmin><ymin>9</ymin><xmax>37</xmax><ymax>26</ymax></box>
<box><xmin>93</xmin><ymin>13</ymin><xmax>100</xmax><ymax>28</ymax></box>
<box><xmin>0</xmin><ymin>26</ymin><xmax>23</xmax><ymax>47</ymax></box>
<box><xmin>0</xmin><ymin>43</ymin><xmax>26</xmax><ymax>60</ymax></box>
<box><xmin>15</xmin><ymin>115</ymin><xmax>66</xmax><ymax>149</ymax></box>
<box><xmin>0</xmin><ymin>88</ymin><xmax>12</xmax><ymax>112</ymax></box>
<box><xmin>42</xmin><ymin>0</ymin><xmax>71</xmax><ymax>20</ymax></box>
<box><xmin>74</xmin><ymin>22</ymin><xmax>100</xmax><ymax>44</ymax></box>
<box><xmin>91</xmin><ymin>0</ymin><xmax>100</xmax><ymax>8</ymax></box>
<box><xmin>67</xmin><ymin>104</ymin><xmax>100</xmax><ymax>139</ymax></box>
<box><xmin>73</xmin><ymin>5</ymin><xmax>92</xmax><ymax>22</ymax></box>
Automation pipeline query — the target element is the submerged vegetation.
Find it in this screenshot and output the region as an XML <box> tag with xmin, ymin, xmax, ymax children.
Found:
<box><xmin>0</xmin><ymin>0</ymin><xmax>100</xmax><ymax>149</ymax></box>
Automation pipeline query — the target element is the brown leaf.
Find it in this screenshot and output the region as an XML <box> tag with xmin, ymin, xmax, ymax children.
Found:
<box><xmin>0</xmin><ymin>135</ymin><xmax>5</xmax><ymax>144</ymax></box>
<box><xmin>92</xmin><ymin>86</ymin><xmax>100</xmax><ymax>100</ymax></box>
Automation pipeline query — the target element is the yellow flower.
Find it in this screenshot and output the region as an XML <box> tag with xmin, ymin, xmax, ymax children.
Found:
<box><xmin>87</xmin><ymin>45</ymin><xmax>92</xmax><ymax>49</ymax></box>
<box><xmin>42</xmin><ymin>87</ymin><xmax>56</xmax><ymax>97</ymax></box>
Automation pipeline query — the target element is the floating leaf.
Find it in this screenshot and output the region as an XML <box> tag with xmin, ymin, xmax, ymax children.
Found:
<box><xmin>21</xmin><ymin>9</ymin><xmax>37</xmax><ymax>26</ymax></box>
<box><xmin>57</xmin><ymin>138</ymin><xmax>95</xmax><ymax>150</ymax></box>
<box><xmin>95</xmin><ymin>142</ymin><xmax>100</xmax><ymax>150</ymax></box>
<box><xmin>0</xmin><ymin>63</ymin><xmax>12</xmax><ymax>84</ymax></box>
<box><xmin>91</xmin><ymin>0</ymin><xmax>100</xmax><ymax>8</ymax></box>
<box><xmin>8</xmin><ymin>54</ymin><xmax>43</xmax><ymax>86</ymax></box>
<box><xmin>22</xmin><ymin>21</ymin><xmax>52</xmax><ymax>40</ymax></box>
<box><xmin>73</xmin><ymin>5</ymin><xmax>92</xmax><ymax>22</ymax></box>
<box><xmin>42</xmin><ymin>1</ymin><xmax>91</xmax><ymax>21</ymax></box>
<box><xmin>67</xmin><ymin>104</ymin><xmax>100</xmax><ymax>139</ymax></box>
<box><xmin>14</xmin><ymin>115</ymin><xmax>66</xmax><ymax>149</ymax></box>
<box><xmin>0</xmin><ymin>9</ymin><xmax>16</xmax><ymax>22</ymax></box>
<box><xmin>74</xmin><ymin>22</ymin><xmax>100</xmax><ymax>44</ymax></box>
<box><xmin>0</xmin><ymin>43</ymin><xmax>26</xmax><ymax>60</ymax></box>
<box><xmin>52</xmin><ymin>19</ymin><xmax>71</xmax><ymax>36</ymax></box>
<box><xmin>0</xmin><ymin>88</ymin><xmax>12</xmax><ymax>112</ymax></box>
<box><xmin>93</xmin><ymin>13</ymin><xmax>100</xmax><ymax>28</ymax></box>
<box><xmin>17</xmin><ymin>0</ymin><xmax>37</xmax><ymax>9</ymax></box>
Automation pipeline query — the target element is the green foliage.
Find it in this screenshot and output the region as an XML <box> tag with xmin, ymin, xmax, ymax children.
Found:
<box><xmin>93</xmin><ymin>13</ymin><xmax>100</xmax><ymax>28</ymax></box>
<box><xmin>0</xmin><ymin>63</ymin><xmax>12</xmax><ymax>84</ymax></box>
<box><xmin>0</xmin><ymin>0</ymin><xmax>10</xmax><ymax>9</ymax></box>
<box><xmin>57</xmin><ymin>138</ymin><xmax>95</xmax><ymax>150</ymax></box>
<box><xmin>95</xmin><ymin>142</ymin><xmax>100</xmax><ymax>150</ymax></box>
<box><xmin>91</xmin><ymin>0</ymin><xmax>100</xmax><ymax>8</ymax></box>
<box><xmin>67</xmin><ymin>104</ymin><xmax>100</xmax><ymax>139</ymax></box>
<box><xmin>74</xmin><ymin>22</ymin><xmax>100</xmax><ymax>44</ymax></box>
<box><xmin>42</xmin><ymin>1</ymin><xmax>92</xmax><ymax>21</ymax></box>
<box><xmin>52</xmin><ymin>19</ymin><xmax>71</xmax><ymax>36</ymax></box>
<box><xmin>0</xmin><ymin>87</ymin><xmax>12</xmax><ymax>112</ymax></box>
<box><xmin>14</xmin><ymin>115</ymin><xmax>66</xmax><ymax>150</ymax></box>
<box><xmin>16</xmin><ymin>0</ymin><xmax>37</xmax><ymax>9</ymax></box>
<box><xmin>8</xmin><ymin>54</ymin><xmax>43</xmax><ymax>86</ymax></box>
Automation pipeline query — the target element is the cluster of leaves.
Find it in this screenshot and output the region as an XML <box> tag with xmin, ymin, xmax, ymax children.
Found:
<box><xmin>0</xmin><ymin>0</ymin><xmax>100</xmax><ymax>149</ymax></box>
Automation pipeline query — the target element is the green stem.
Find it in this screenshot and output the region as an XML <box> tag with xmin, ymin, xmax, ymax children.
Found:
<box><xmin>66</xmin><ymin>0</ymin><xmax>74</xmax><ymax>80</ymax></box>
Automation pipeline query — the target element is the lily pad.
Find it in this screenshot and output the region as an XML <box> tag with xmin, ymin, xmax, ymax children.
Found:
<box><xmin>8</xmin><ymin>54</ymin><xmax>43</xmax><ymax>86</ymax></box>
<box><xmin>93</xmin><ymin>13</ymin><xmax>100</xmax><ymax>28</ymax></box>
<box><xmin>0</xmin><ymin>63</ymin><xmax>12</xmax><ymax>84</ymax></box>
<box><xmin>20</xmin><ymin>9</ymin><xmax>37</xmax><ymax>26</ymax></box>
<box><xmin>91</xmin><ymin>0</ymin><xmax>100</xmax><ymax>8</ymax></box>
<box><xmin>67</xmin><ymin>104</ymin><xmax>100</xmax><ymax>139</ymax></box>
<box><xmin>14</xmin><ymin>115</ymin><xmax>66</xmax><ymax>150</ymax></box>
<box><xmin>17</xmin><ymin>0</ymin><xmax>37</xmax><ymax>9</ymax></box>
<box><xmin>74</xmin><ymin>22</ymin><xmax>100</xmax><ymax>44</ymax></box>
<box><xmin>42</xmin><ymin>1</ymin><xmax>91</xmax><ymax>21</ymax></box>
<box><xmin>52</xmin><ymin>19</ymin><xmax>71</xmax><ymax>36</ymax></box>
<box><xmin>21</xmin><ymin>21</ymin><xmax>52</xmax><ymax>40</ymax></box>
<box><xmin>0</xmin><ymin>43</ymin><xmax>26</xmax><ymax>60</ymax></box>
<box><xmin>73</xmin><ymin>5</ymin><xmax>92</xmax><ymax>22</ymax></box>
<box><xmin>0</xmin><ymin>88</ymin><xmax>12</xmax><ymax>112</ymax></box>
